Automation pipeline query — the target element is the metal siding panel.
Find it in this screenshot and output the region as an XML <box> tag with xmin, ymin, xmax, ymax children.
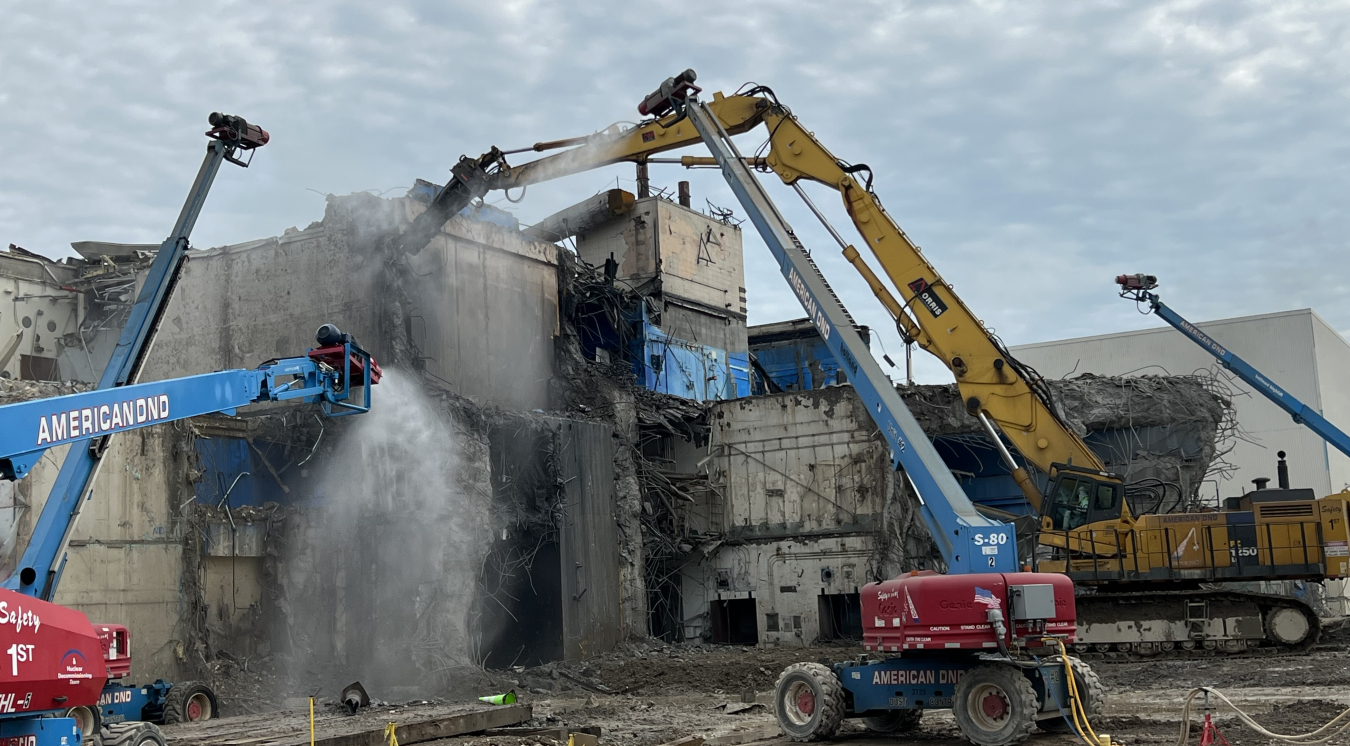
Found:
<box><xmin>1311</xmin><ymin>315</ymin><xmax>1350</xmax><ymax>491</ymax></box>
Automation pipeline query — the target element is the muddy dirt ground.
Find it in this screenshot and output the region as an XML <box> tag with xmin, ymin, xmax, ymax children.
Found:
<box><xmin>207</xmin><ymin>625</ymin><xmax>1350</xmax><ymax>746</ymax></box>
<box><xmin>448</xmin><ymin>635</ymin><xmax>1350</xmax><ymax>746</ymax></box>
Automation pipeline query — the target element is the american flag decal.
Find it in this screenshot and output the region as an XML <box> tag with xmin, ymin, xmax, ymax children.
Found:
<box><xmin>973</xmin><ymin>587</ymin><xmax>1001</xmax><ymax>608</ymax></box>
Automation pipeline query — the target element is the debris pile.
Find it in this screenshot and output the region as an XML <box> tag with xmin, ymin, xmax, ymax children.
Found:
<box><xmin>0</xmin><ymin>378</ymin><xmax>91</xmax><ymax>403</ymax></box>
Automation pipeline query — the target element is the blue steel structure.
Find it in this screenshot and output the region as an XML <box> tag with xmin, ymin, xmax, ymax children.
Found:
<box><xmin>631</xmin><ymin>306</ymin><xmax>751</xmax><ymax>401</ymax></box>
<box><xmin>748</xmin><ymin>321</ymin><xmax>871</xmax><ymax>392</ymax></box>
<box><xmin>1118</xmin><ymin>274</ymin><xmax>1350</xmax><ymax>461</ymax></box>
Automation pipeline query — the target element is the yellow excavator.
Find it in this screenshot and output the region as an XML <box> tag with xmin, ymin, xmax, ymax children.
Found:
<box><xmin>475</xmin><ymin>70</ymin><xmax>1345</xmax><ymax>656</ymax></box>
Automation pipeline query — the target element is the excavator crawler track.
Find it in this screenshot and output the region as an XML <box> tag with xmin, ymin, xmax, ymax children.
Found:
<box><xmin>1071</xmin><ymin>589</ymin><xmax>1321</xmax><ymax>661</ymax></box>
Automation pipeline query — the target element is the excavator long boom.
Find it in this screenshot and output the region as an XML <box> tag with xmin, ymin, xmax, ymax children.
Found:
<box><xmin>741</xmin><ymin>102</ymin><xmax>1114</xmax><ymax>513</ymax></box>
<box><xmin>483</xmin><ymin>76</ymin><xmax>1115</xmax><ymax>515</ymax></box>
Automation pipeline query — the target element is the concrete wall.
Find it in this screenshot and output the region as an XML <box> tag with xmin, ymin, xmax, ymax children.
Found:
<box><xmin>701</xmin><ymin>387</ymin><xmax>888</xmax><ymax>537</ymax></box>
<box><xmin>681</xmin><ymin>535</ymin><xmax>876</xmax><ymax>645</ymax></box>
<box><xmin>680</xmin><ymin>387</ymin><xmax>890</xmax><ymax>645</ymax></box>
<box><xmin>548</xmin><ymin>418</ymin><xmax>623</xmax><ymax>660</ymax></box>
<box><xmin>1012</xmin><ymin>309</ymin><xmax>1339</xmax><ymax>502</ymax></box>
<box><xmin>0</xmin><ymin>253</ymin><xmax>81</xmax><ymax>381</ymax></box>
<box><xmin>576</xmin><ymin>197</ymin><xmax>747</xmax><ymax>354</ymax></box>
<box><xmin>141</xmin><ymin>227</ymin><xmax>381</xmax><ymax>383</ymax></box>
<box><xmin>406</xmin><ymin>215</ymin><xmax>559</xmax><ymax>409</ymax></box>
<box><xmin>648</xmin><ymin>200</ymin><xmax>746</xmax><ymax>326</ymax></box>
<box><xmin>144</xmin><ymin>195</ymin><xmax>559</xmax><ymax>411</ymax></box>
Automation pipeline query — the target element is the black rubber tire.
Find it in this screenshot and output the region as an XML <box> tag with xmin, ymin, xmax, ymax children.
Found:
<box><xmin>1039</xmin><ymin>657</ymin><xmax>1104</xmax><ymax>733</ymax></box>
<box><xmin>100</xmin><ymin>722</ymin><xmax>167</xmax><ymax>746</ymax></box>
<box><xmin>161</xmin><ymin>682</ymin><xmax>219</xmax><ymax>724</ymax></box>
<box><xmin>65</xmin><ymin>705</ymin><xmax>101</xmax><ymax>741</ymax></box>
<box><xmin>861</xmin><ymin>709</ymin><xmax>923</xmax><ymax>734</ymax></box>
<box><xmin>953</xmin><ymin>664</ymin><xmax>1039</xmax><ymax>746</ymax></box>
<box><xmin>774</xmin><ymin>662</ymin><xmax>846</xmax><ymax>742</ymax></box>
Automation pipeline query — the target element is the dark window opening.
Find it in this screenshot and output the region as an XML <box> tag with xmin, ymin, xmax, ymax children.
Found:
<box><xmin>818</xmin><ymin>593</ymin><xmax>863</xmax><ymax>640</ymax></box>
<box><xmin>20</xmin><ymin>354</ymin><xmax>59</xmax><ymax>381</ymax></box>
<box><xmin>479</xmin><ymin>423</ymin><xmax>566</xmax><ymax>668</ymax></box>
<box><xmin>479</xmin><ymin>538</ymin><xmax>564</xmax><ymax>668</ymax></box>
<box><xmin>710</xmin><ymin>598</ymin><xmax>758</xmax><ymax>645</ymax></box>
<box><xmin>648</xmin><ymin>574</ymin><xmax>683</xmax><ymax>643</ymax></box>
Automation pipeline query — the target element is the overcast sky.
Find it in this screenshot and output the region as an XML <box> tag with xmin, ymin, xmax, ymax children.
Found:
<box><xmin>3</xmin><ymin>0</ymin><xmax>1348</xmax><ymax>383</ymax></box>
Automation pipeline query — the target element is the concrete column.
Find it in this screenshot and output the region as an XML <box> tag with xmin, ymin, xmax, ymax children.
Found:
<box><xmin>636</xmin><ymin>162</ymin><xmax>650</xmax><ymax>199</ymax></box>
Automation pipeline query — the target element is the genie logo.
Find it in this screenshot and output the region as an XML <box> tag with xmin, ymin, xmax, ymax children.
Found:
<box><xmin>939</xmin><ymin>599</ymin><xmax>975</xmax><ymax>610</ymax></box>
<box><xmin>57</xmin><ymin>649</ymin><xmax>93</xmax><ymax>681</ymax></box>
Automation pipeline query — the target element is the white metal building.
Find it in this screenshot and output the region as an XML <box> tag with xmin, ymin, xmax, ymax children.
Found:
<box><xmin>1012</xmin><ymin>308</ymin><xmax>1350</xmax><ymax>502</ymax></box>
<box><xmin>1012</xmin><ymin>308</ymin><xmax>1350</xmax><ymax>612</ymax></box>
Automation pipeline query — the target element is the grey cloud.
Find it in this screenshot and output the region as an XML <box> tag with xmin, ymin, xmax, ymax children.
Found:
<box><xmin>3</xmin><ymin>0</ymin><xmax>1349</xmax><ymax>383</ymax></box>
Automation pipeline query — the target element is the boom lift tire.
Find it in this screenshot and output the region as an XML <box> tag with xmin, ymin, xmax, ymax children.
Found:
<box><xmin>952</xmin><ymin>664</ymin><xmax>1039</xmax><ymax>746</ymax></box>
<box><xmin>774</xmin><ymin>663</ymin><xmax>845</xmax><ymax>742</ymax></box>
<box><xmin>65</xmin><ymin>706</ymin><xmax>101</xmax><ymax>742</ymax></box>
<box><xmin>101</xmin><ymin>722</ymin><xmax>167</xmax><ymax>746</ymax></box>
<box><xmin>861</xmin><ymin>709</ymin><xmax>923</xmax><ymax>733</ymax></box>
<box><xmin>1037</xmin><ymin>657</ymin><xmax>1102</xmax><ymax>733</ymax></box>
<box><xmin>161</xmin><ymin>682</ymin><xmax>219</xmax><ymax>724</ymax></box>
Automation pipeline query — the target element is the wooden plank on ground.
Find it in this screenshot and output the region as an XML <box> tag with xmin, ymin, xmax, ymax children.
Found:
<box><xmin>321</xmin><ymin>705</ymin><xmax>532</xmax><ymax>746</ymax></box>
<box><xmin>162</xmin><ymin>703</ymin><xmax>532</xmax><ymax>746</ymax></box>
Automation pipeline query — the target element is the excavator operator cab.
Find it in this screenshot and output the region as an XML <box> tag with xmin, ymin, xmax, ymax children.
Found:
<box><xmin>1043</xmin><ymin>465</ymin><xmax>1125</xmax><ymax>530</ymax></box>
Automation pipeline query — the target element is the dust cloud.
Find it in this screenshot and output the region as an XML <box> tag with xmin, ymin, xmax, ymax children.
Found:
<box><xmin>276</xmin><ymin>371</ymin><xmax>484</xmax><ymax>701</ymax></box>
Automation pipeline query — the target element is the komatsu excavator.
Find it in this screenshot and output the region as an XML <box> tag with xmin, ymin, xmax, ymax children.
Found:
<box><xmin>418</xmin><ymin>70</ymin><xmax>1336</xmax><ymax>658</ymax></box>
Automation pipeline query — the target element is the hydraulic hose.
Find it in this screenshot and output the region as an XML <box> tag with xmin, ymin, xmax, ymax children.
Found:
<box><xmin>1045</xmin><ymin>638</ymin><xmax>1107</xmax><ymax>746</ymax></box>
<box><xmin>1174</xmin><ymin>687</ymin><xmax>1350</xmax><ymax>746</ymax></box>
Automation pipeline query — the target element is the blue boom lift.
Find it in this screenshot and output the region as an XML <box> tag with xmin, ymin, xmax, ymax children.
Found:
<box><xmin>1118</xmin><ymin>273</ymin><xmax>1350</xmax><ymax>461</ymax></box>
<box><xmin>0</xmin><ymin>115</ymin><xmax>379</xmax><ymax>746</ymax></box>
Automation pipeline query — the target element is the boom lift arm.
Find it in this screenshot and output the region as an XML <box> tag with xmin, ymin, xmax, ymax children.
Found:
<box><xmin>1118</xmin><ymin>273</ymin><xmax>1350</xmax><ymax>460</ymax></box>
<box><xmin>1</xmin><ymin>328</ymin><xmax>379</xmax><ymax>598</ymax></box>
<box><xmin>683</xmin><ymin>96</ymin><xmax>1018</xmax><ymax>574</ymax></box>
<box><xmin>1</xmin><ymin>113</ymin><xmax>283</xmax><ymax>602</ymax></box>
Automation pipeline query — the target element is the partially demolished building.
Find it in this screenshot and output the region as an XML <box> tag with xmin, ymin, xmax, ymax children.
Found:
<box><xmin>0</xmin><ymin>181</ymin><xmax>1235</xmax><ymax>697</ymax></box>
